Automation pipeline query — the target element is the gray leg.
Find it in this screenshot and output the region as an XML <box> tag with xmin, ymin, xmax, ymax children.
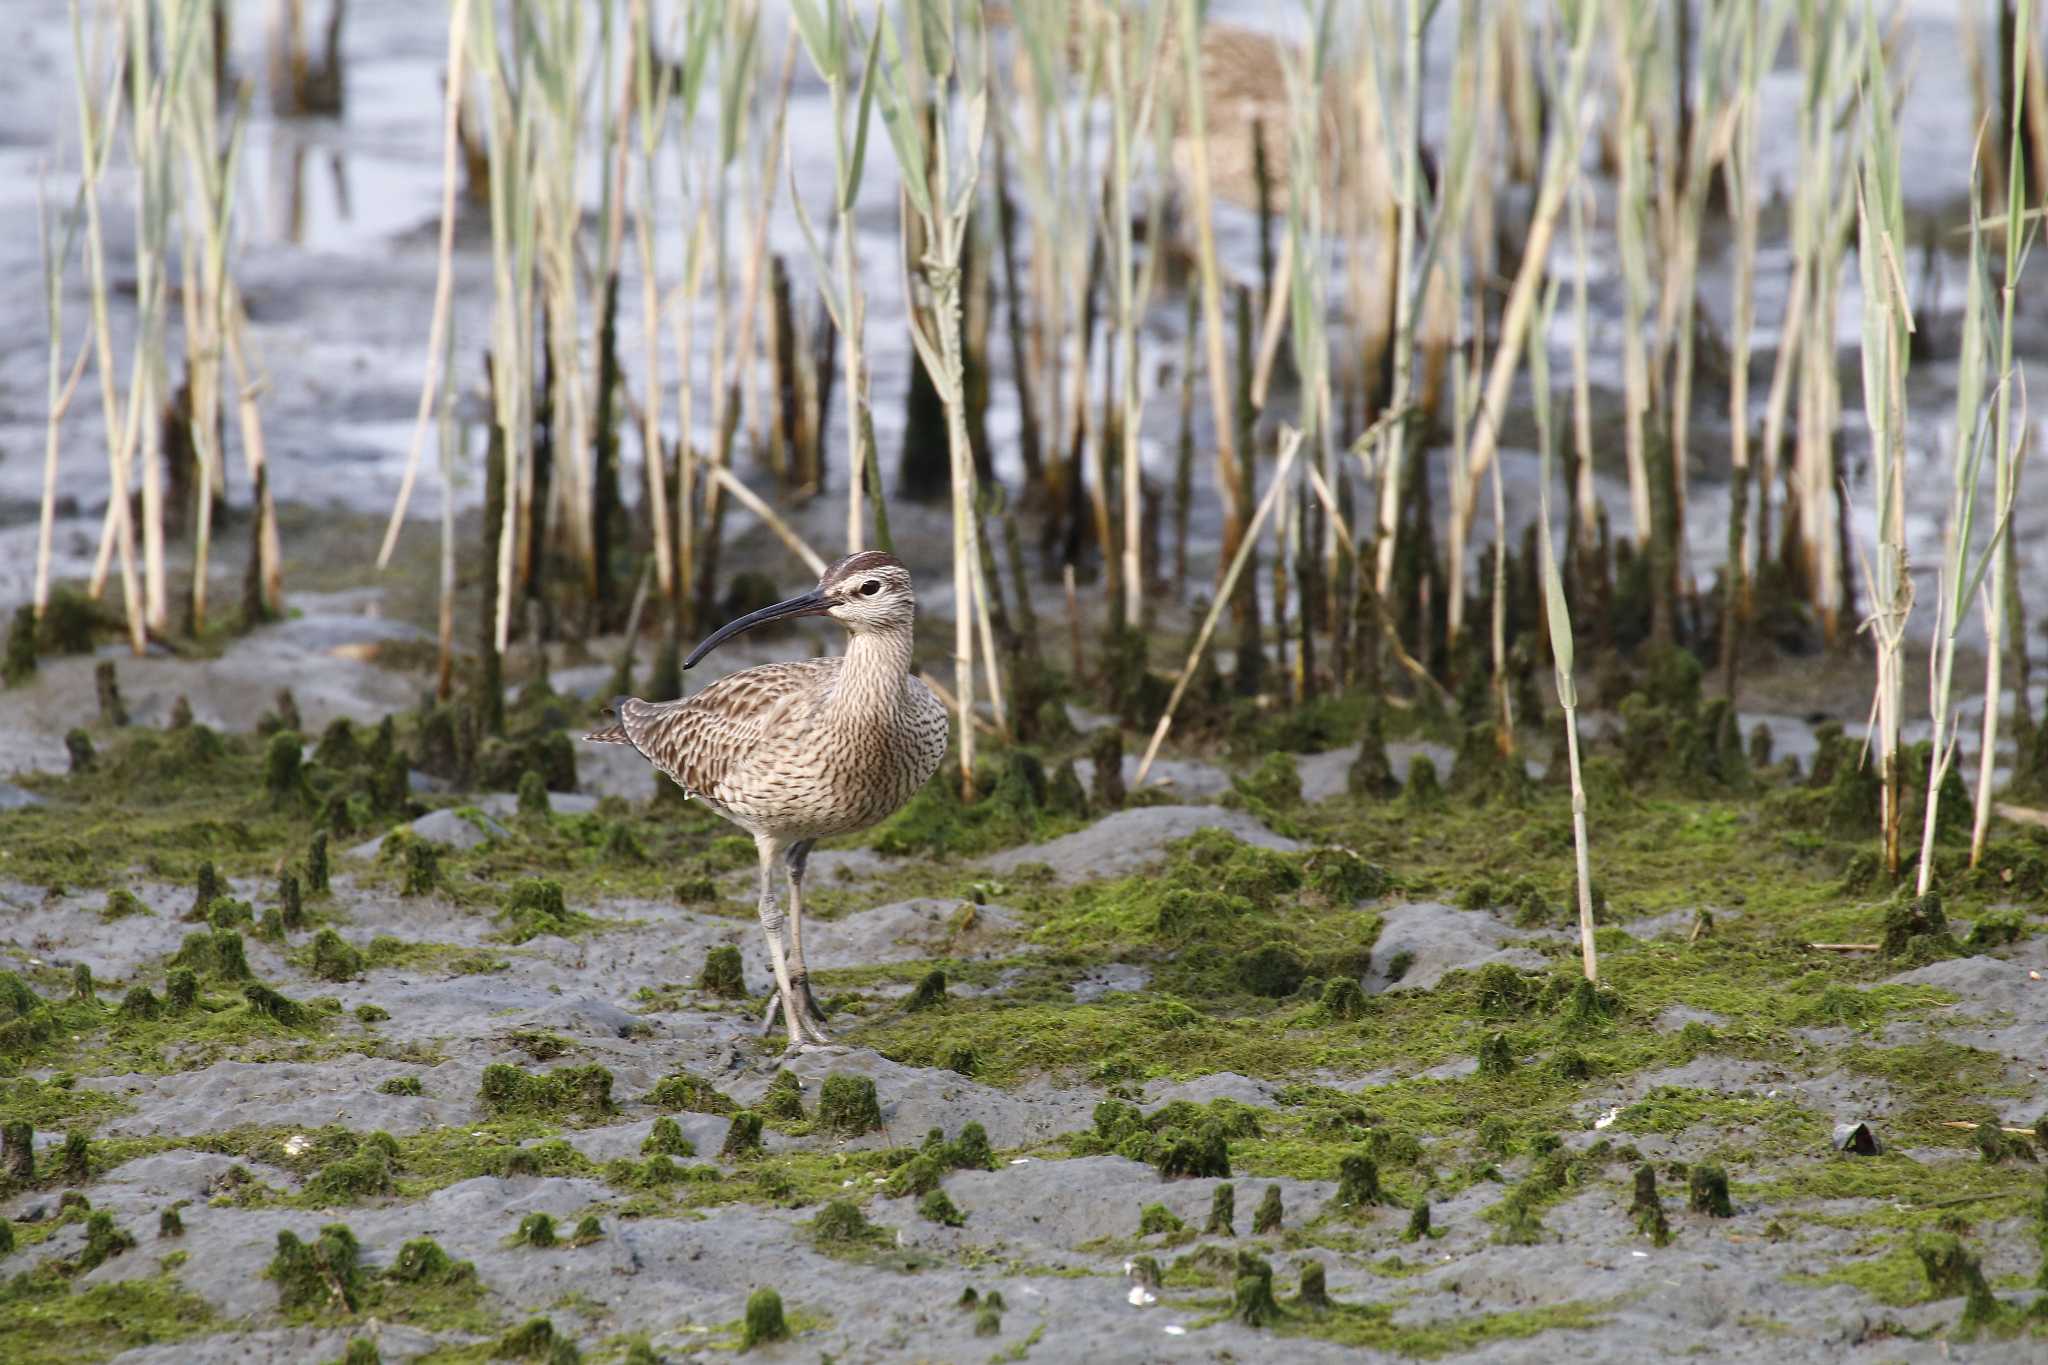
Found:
<box><xmin>785</xmin><ymin>839</ymin><xmax>829</xmax><ymax>1027</ymax></box>
<box><xmin>749</xmin><ymin>836</ymin><xmax>806</xmax><ymax>1051</ymax></box>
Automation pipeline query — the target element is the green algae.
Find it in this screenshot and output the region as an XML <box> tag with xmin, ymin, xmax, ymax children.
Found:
<box><xmin>643</xmin><ymin>1071</ymin><xmax>736</xmax><ymax>1115</ymax></box>
<box><xmin>816</xmin><ymin>1074</ymin><xmax>882</xmax><ymax>1137</ymax></box>
<box><xmin>0</xmin><ymin>1271</ymin><xmax>217</xmax><ymax>1364</ymax></box>
<box><xmin>479</xmin><ymin>1064</ymin><xmax>615</xmax><ymax>1122</ymax></box>
<box><xmin>741</xmin><ymin>1286</ymin><xmax>791</xmax><ymax>1349</ymax></box>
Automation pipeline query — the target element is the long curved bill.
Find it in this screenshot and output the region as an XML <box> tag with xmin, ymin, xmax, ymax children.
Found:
<box><xmin>683</xmin><ymin>590</ymin><xmax>831</xmax><ymax>669</ymax></box>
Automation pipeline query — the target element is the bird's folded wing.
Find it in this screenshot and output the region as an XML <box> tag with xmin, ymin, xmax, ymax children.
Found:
<box><xmin>616</xmin><ymin>659</ymin><xmax>838</xmax><ymax>797</ymax></box>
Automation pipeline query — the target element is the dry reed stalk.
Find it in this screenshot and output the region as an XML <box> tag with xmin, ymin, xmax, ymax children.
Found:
<box><xmin>1919</xmin><ymin>154</ymin><xmax>1997</xmax><ymax>895</ymax></box>
<box><xmin>1527</xmin><ymin>262</ymin><xmax>1596</xmax><ymax>983</ymax></box>
<box><xmin>435</xmin><ymin>314</ymin><xmax>458</xmax><ymax>702</ymax></box>
<box><xmin>1609</xmin><ymin>0</ymin><xmax>1655</xmax><ymax>546</ymax></box>
<box><xmin>790</xmin><ymin>0</ymin><xmax>881</xmax><ymax>553</ymax></box>
<box><xmin>34</xmin><ymin>173</ymin><xmax>98</xmax><ymax>623</ymax></box>
<box><xmin>706</xmin><ymin>25</ymin><xmax>793</xmax><ymax>585</ymax></box>
<box><xmin>702</xmin><ymin>463</ymin><xmax>826</xmax><ymax>577</ymax></box>
<box><xmin>1136</xmin><ymin>428</ymin><xmax>1304</xmax><ymax>786</ymax></box>
<box><xmin>71</xmin><ymin>2</ymin><xmax>142</xmax><ymax>650</ymax></box>
<box><xmin>222</xmin><ymin>285</ymin><xmax>280</xmax><ymax>615</ymax></box>
<box><xmin>1567</xmin><ymin>178</ymin><xmax>1599</xmax><ymax>561</ymax></box>
<box><xmin>629</xmin><ymin>0</ymin><xmax>675</xmax><ymax>599</ymax></box>
<box><xmin>1853</xmin><ymin>22</ymin><xmax>1914</xmax><ymax>879</ymax></box>
<box><xmin>1722</xmin><ymin>2</ymin><xmax>1786</xmax><ymax>655</ymax></box>
<box><xmin>1174</xmin><ymin>0</ymin><xmax>1246</xmax><ymax>578</ymax></box>
<box><xmin>1973</xmin><ymin>0</ymin><xmax>2037</xmax><ymax>868</ymax></box>
<box><xmin>1451</xmin><ymin>0</ymin><xmax>1598</xmax><ymax>578</ymax></box>
<box><xmin>1373</xmin><ymin>0</ymin><xmax>1426</xmax><ymax>607</ymax></box>
<box><xmin>469</xmin><ymin>0</ymin><xmax>536</xmax><ymax>657</ymax></box>
<box><xmin>870</xmin><ymin>0</ymin><xmax>990</xmax><ymax>798</ymax></box>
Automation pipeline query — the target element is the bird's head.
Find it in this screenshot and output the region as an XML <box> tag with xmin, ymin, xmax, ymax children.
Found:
<box><xmin>684</xmin><ymin>551</ymin><xmax>915</xmax><ymax>669</ymax></box>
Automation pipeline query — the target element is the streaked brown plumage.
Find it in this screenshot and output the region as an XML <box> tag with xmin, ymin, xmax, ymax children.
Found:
<box><xmin>586</xmin><ymin>551</ymin><xmax>947</xmax><ymax>1049</ymax></box>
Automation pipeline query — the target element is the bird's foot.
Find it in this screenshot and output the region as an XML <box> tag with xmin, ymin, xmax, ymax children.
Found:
<box><xmin>794</xmin><ymin>976</ymin><xmax>829</xmax><ymax>1024</ymax></box>
<box><xmin>782</xmin><ymin>1039</ymin><xmax>845</xmax><ymax>1058</ymax></box>
<box><xmin>761</xmin><ymin>989</ymin><xmax>835</xmax><ymax>1047</ymax></box>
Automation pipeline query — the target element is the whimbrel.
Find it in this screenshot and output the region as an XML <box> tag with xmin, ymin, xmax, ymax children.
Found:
<box><xmin>585</xmin><ymin>551</ymin><xmax>948</xmax><ymax>1050</ymax></box>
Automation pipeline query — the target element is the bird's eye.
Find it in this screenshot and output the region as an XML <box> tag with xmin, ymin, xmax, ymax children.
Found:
<box><xmin>859</xmin><ymin>580</ymin><xmax>881</xmax><ymax>596</ymax></box>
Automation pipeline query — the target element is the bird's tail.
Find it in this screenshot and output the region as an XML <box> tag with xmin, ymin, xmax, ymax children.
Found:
<box><xmin>583</xmin><ymin>696</ymin><xmax>639</xmax><ymax>745</ymax></box>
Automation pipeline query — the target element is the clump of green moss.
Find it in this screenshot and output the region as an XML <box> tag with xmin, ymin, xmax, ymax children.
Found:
<box><xmin>1687</xmin><ymin>1164</ymin><xmax>1732</xmax><ymax>1218</ymax></box>
<box><xmin>206</xmin><ymin>898</ymin><xmax>255</xmax><ymax>932</ymax></box>
<box><xmin>1138</xmin><ymin>1202</ymin><xmax>1185</xmax><ymax>1236</ymax></box>
<box><xmin>492</xmin><ymin>1317</ymin><xmax>578</xmax><ymax>1362</ymax></box>
<box><xmin>164</xmin><ymin>968</ymin><xmax>197</xmax><ymax>1013</ymax></box>
<box><xmin>78</xmin><ymin>1210</ymin><xmax>135</xmax><ymax>1271</ymax></box>
<box><xmin>1558</xmin><ymin>977</ymin><xmax>1621</xmax><ymax>1034</ymax></box>
<box><xmin>358</xmin><ymin>1005</ymin><xmax>393</xmax><ymax>1026</ymax></box>
<box><xmin>170</xmin><ymin>928</ymin><xmax>252</xmax><ymax>981</ymax></box>
<box><xmin>309</xmin><ymin>930</ymin><xmax>366</xmax><ymax>982</ymax></box>
<box><xmin>1296</xmin><ymin>1259</ymin><xmax>1330</xmax><ymax>1308</ymax></box>
<box><xmin>643</xmin><ymin>1117</ymin><xmax>695</xmax><ymax>1158</ymax></box>
<box><xmin>268</xmin><ymin>1223</ymin><xmax>364</xmax><ymax>1314</ymax></box>
<box><xmin>244</xmin><ymin>982</ymin><xmax>312</xmax><ymax>1027</ymax></box>
<box><xmin>1630</xmin><ymin>1164</ymin><xmax>1672</xmax><ymax>1246</ymax></box>
<box><xmin>645</xmin><ymin>1071</ymin><xmax>737</xmax><ymax>1115</ymax></box>
<box><xmin>741</xmin><ymin>1286</ymin><xmax>791</xmax><ymax>1349</ymax></box>
<box><xmin>1403</xmin><ymin>755</ymin><xmax>1443</xmax><ymax>810</ymax></box>
<box><xmin>1236</xmin><ymin>942</ymin><xmax>1308</xmax><ymax>997</ymax></box>
<box><xmin>919</xmin><ymin>1189</ymin><xmax>966</xmax><ymax>1227</ymax></box>
<box><xmin>337</xmin><ymin>1338</ymin><xmax>380</xmax><ymax>1365</ymax></box>
<box><xmin>64</xmin><ymin>728</ymin><xmax>95</xmax><ymax>773</ymax></box>
<box><xmin>2</xmin><ymin>604</ymin><xmax>35</xmax><ymax>686</ymax></box>
<box><xmin>1915</xmin><ymin>1233</ymin><xmax>2005</xmax><ymax>1336</ymax></box>
<box><xmin>1205</xmin><ymin>1182</ymin><xmax>1236</xmax><ymax>1236</ymax></box>
<box><xmin>159</xmin><ymin>1206</ymin><xmax>184</xmax><ymax>1238</ymax></box>
<box><xmin>944</xmin><ymin>1121</ymin><xmax>995</xmax><ymax>1171</ymax></box>
<box><xmin>697</xmin><ymin>945</ymin><xmax>747</xmax><ymax>998</ymax></box>
<box><xmin>1306</xmin><ymin>846</ymin><xmax>1391</xmax><ymax>903</ymax></box>
<box><xmin>516</xmin><ymin>770</ymin><xmax>551</xmax><ymax>818</ymax></box>
<box><xmin>1232</xmin><ymin>1250</ymin><xmax>1282</xmax><ymax>1327</ymax></box>
<box><xmin>478</xmin><ymin>1063</ymin><xmax>615</xmax><ymax>1120</ymax></box>
<box><xmin>0</xmin><ymin>1120</ymin><xmax>32</xmax><ymax>1186</ymax></box>
<box><xmin>817</xmin><ymin>1074</ymin><xmax>882</xmax><ymax>1137</ymax></box>
<box><xmin>57</xmin><ymin>1130</ymin><xmax>92</xmax><ymax>1184</ymax></box>
<box><xmin>1333</xmin><ymin>1153</ymin><xmax>1389</xmax><ymax>1214</ymax></box>
<box><xmin>1252</xmin><ymin>1184</ymin><xmax>1283</xmax><ymax>1234</ymax></box>
<box><xmin>307</xmin><ymin>832</ymin><xmax>330</xmax><ymax>895</ymax></box>
<box><xmin>904</xmin><ymin>969</ymin><xmax>948</xmax><ymax>1012</ymax></box>
<box><xmin>1405</xmin><ymin>1198</ymin><xmax>1433</xmax><ymax>1241</ymax></box>
<box><xmin>1155</xmin><ymin>1122</ymin><xmax>1231</xmax><ymax>1179</ymax></box>
<box><xmin>1477</xmin><ymin>1031</ymin><xmax>1517</xmax><ymax>1077</ymax></box>
<box><xmin>759</xmin><ymin>1070</ymin><xmax>806</xmax><ymax>1121</ymax></box>
<box><xmin>265</xmin><ymin>731</ymin><xmax>306</xmax><ymax>808</ymax></box>
<box><xmin>400</xmin><ymin>838</ymin><xmax>439</xmax><ymax>897</ymax></box>
<box><xmin>1882</xmin><ymin>892</ymin><xmax>1959</xmax><ymax>964</ymax></box>
<box><xmin>1492</xmin><ymin>1185</ymin><xmax>1548</xmax><ymax>1245</ymax></box>
<box><xmin>302</xmin><ymin>1135</ymin><xmax>399</xmax><ymax>1205</ymax></box>
<box><xmin>884</xmin><ymin>1154</ymin><xmax>943</xmax><ymax>1199</ymax></box>
<box><xmin>514</xmin><ymin>1212</ymin><xmax>558</xmax><ymax>1248</ymax></box>
<box><xmin>811</xmin><ymin>1199</ymin><xmax>884</xmax><ymax>1248</ymax></box>
<box><xmin>1474</xmin><ymin>963</ymin><xmax>1536</xmax><ymax>1018</ymax></box>
<box><xmin>386</xmin><ymin>1236</ymin><xmax>481</xmax><ymax>1284</ymax></box>
<box><xmin>100</xmin><ymin>888</ymin><xmax>148</xmax><ymax>922</ymax></box>
<box><xmin>720</xmin><ymin>1111</ymin><xmax>765</xmax><ymax>1159</ymax></box>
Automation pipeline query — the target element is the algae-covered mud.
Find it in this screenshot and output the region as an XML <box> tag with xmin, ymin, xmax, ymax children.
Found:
<box><xmin>2</xmin><ymin>634</ymin><xmax>2047</xmax><ymax>1362</ymax></box>
<box><xmin>6</xmin><ymin>0</ymin><xmax>2048</xmax><ymax>1361</ymax></box>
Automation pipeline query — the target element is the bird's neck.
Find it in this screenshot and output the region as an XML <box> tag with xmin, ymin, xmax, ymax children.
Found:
<box><xmin>832</xmin><ymin>625</ymin><xmax>913</xmax><ymax>720</ymax></box>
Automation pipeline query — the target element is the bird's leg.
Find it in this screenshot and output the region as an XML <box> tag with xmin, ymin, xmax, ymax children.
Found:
<box><xmin>749</xmin><ymin>838</ymin><xmax>807</xmax><ymax>1052</ymax></box>
<box><xmin>784</xmin><ymin>839</ymin><xmax>830</xmax><ymax>1029</ymax></box>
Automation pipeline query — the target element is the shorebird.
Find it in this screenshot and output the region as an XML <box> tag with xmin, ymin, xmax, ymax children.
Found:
<box><xmin>585</xmin><ymin>551</ymin><xmax>949</xmax><ymax>1050</ymax></box>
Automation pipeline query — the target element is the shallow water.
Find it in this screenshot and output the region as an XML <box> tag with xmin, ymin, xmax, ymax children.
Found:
<box><xmin>1</xmin><ymin>0</ymin><xmax>2043</xmax><ymax>676</ymax></box>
